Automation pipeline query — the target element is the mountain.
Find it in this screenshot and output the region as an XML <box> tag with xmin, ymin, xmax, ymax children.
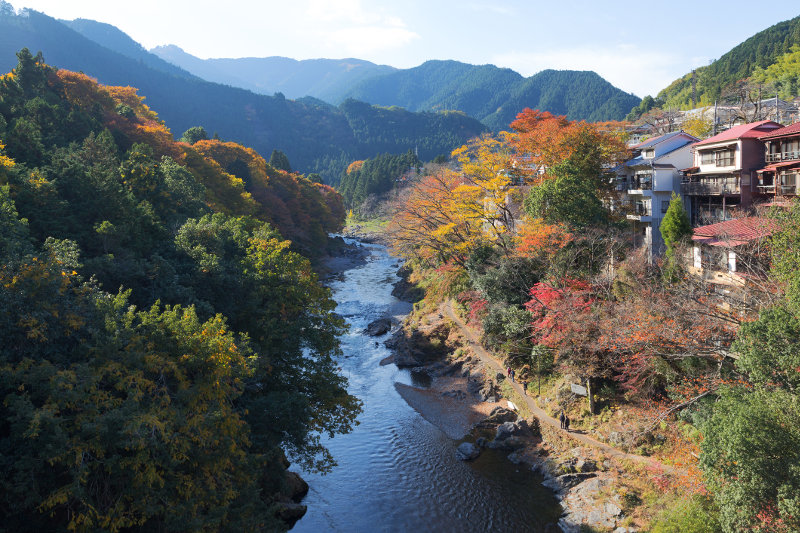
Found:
<box><xmin>151</xmin><ymin>44</ymin><xmax>397</xmax><ymax>102</ymax></box>
<box><xmin>654</xmin><ymin>14</ymin><xmax>800</xmax><ymax>110</ymax></box>
<box><xmin>62</xmin><ymin>18</ymin><xmax>197</xmax><ymax>80</ymax></box>
<box><xmin>342</xmin><ymin>60</ymin><xmax>641</xmax><ymax>130</ymax></box>
<box><xmin>152</xmin><ymin>48</ymin><xmax>641</xmax><ymax>131</ymax></box>
<box><xmin>0</xmin><ymin>5</ymin><xmax>486</xmax><ymax>182</ymax></box>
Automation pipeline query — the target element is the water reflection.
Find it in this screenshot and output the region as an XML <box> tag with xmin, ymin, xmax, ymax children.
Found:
<box><xmin>294</xmin><ymin>240</ymin><xmax>560</xmax><ymax>532</ymax></box>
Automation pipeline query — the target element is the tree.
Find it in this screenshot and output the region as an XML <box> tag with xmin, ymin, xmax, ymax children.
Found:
<box><xmin>179</xmin><ymin>125</ymin><xmax>209</xmax><ymax>144</ymax></box>
<box><xmin>523</xmin><ymin>161</ymin><xmax>610</xmax><ymax>230</ymax></box>
<box><xmin>700</xmin><ymin>304</ymin><xmax>800</xmax><ymax>532</ymax></box>
<box><xmin>660</xmin><ymin>193</ymin><xmax>692</xmax><ymax>258</ymax></box>
<box><xmin>269</xmin><ymin>149</ymin><xmax>292</xmax><ymax>173</ymax></box>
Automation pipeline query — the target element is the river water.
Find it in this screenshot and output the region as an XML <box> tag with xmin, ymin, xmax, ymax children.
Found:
<box><xmin>294</xmin><ymin>240</ymin><xmax>561</xmax><ymax>532</ymax></box>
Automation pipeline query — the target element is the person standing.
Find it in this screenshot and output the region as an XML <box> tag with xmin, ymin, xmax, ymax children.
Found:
<box><xmin>510</xmin><ymin>368</ymin><xmax>515</xmax><ymax>382</ymax></box>
<box><xmin>559</xmin><ymin>410</ymin><xmax>566</xmax><ymax>429</ymax></box>
<box><xmin>564</xmin><ymin>415</ymin><xmax>571</xmax><ymax>432</ymax></box>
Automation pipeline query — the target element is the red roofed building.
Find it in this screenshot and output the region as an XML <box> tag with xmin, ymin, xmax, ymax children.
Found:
<box><xmin>756</xmin><ymin>122</ymin><xmax>800</xmax><ymax>198</ymax></box>
<box><xmin>682</xmin><ymin>120</ymin><xmax>782</xmax><ymax>225</ymax></box>
<box><xmin>688</xmin><ymin>216</ymin><xmax>778</xmax><ymax>308</ymax></box>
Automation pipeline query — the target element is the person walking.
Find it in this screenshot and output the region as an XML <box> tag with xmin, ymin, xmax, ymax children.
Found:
<box><xmin>506</xmin><ymin>366</ymin><xmax>511</xmax><ymax>378</ymax></box>
<box><xmin>559</xmin><ymin>410</ymin><xmax>566</xmax><ymax>429</ymax></box>
<box><xmin>522</xmin><ymin>381</ymin><xmax>528</xmax><ymax>395</ymax></box>
<box><xmin>564</xmin><ymin>415</ymin><xmax>571</xmax><ymax>432</ymax></box>
<box><xmin>510</xmin><ymin>368</ymin><xmax>515</xmax><ymax>382</ymax></box>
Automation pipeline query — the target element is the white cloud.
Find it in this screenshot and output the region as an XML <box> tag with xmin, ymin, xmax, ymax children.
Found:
<box><xmin>492</xmin><ymin>44</ymin><xmax>692</xmax><ymax>97</ymax></box>
<box><xmin>326</xmin><ymin>26</ymin><xmax>420</xmax><ymax>55</ymax></box>
<box><xmin>304</xmin><ymin>0</ymin><xmax>420</xmax><ymax>56</ymax></box>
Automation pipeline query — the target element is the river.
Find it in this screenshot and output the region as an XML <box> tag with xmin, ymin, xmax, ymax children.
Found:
<box><xmin>294</xmin><ymin>239</ymin><xmax>561</xmax><ymax>532</ymax></box>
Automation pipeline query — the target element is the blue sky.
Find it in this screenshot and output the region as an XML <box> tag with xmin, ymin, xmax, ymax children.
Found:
<box><xmin>8</xmin><ymin>0</ymin><xmax>798</xmax><ymax>97</ymax></box>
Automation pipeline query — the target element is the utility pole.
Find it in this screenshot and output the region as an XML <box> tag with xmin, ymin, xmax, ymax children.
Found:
<box><xmin>713</xmin><ymin>100</ymin><xmax>718</xmax><ymax>135</ymax></box>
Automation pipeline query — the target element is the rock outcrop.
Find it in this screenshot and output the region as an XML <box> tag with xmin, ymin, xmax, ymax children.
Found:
<box><xmin>456</xmin><ymin>442</ymin><xmax>481</xmax><ymax>461</ymax></box>
<box><xmin>364</xmin><ymin>317</ymin><xmax>392</xmax><ymax>336</ymax></box>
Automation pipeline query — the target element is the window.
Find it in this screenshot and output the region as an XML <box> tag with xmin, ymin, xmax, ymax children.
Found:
<box><xmin>715</xmin><ymin>148</ymin><xmax>735</xmax><ymax>167</ymax></box>
<box><xmin>700</xmin><ymin>151</ymin><xmax>714</xmax><ymax>164</ymax></box>
<box><xmin>642</xmin><ymin>149</ymin><xmax>655</xmax><ymax>159</ymax></box>
<box><xmin>661</xmin><ymin>200</ymin><xmax>670</xmax><ymax>214</ymax></box>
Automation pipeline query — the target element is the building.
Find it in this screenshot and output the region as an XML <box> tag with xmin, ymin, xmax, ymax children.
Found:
<box><xmin>689</xmin><ymin>217</ymin><xmax>777</xmax><ymax>310</ymax></box>
<box><xmin>617</xmin><ymin>131</ymin><xmax>698</xmax><ymax>256</ymax></box>
<box><xmin>755</xmin><ymin>122</ymin><xmax>800</xmax><ymax>199</ymax></box>
<box><xmin>681</xmin><ymin>120</ymin><xmax>782</xmax><ymax>225</ymax></box>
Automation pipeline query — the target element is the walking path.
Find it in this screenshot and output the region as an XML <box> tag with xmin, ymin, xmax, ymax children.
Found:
<box><xmin>443</xmin><ymin>300</ymin><xmax>675</xmax><ymax>471</ymax></box>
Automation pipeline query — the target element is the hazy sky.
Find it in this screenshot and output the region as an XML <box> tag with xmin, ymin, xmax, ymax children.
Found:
<box><xmin>7</xmin><ymin>0</ymin><xmax>798</xmax><ymax>97</ymax></box>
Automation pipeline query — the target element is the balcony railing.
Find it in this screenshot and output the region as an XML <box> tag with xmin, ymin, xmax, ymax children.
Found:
<box><xmin>628</xmin><ymin>177</ymin><xmax>653</xmax><ymax>191</ymax></box>
<box><xmin>780</xmin><ymin>184</ymin><xmax>798</xmax><ymax>195</ymax></box>
<box><xmin>765</xmin><ymin>150</ymin><xmax>800</xmax><ymax>163</ymax></box>
<box><xmin>682</xmin><ymin>178</ymin><xmax>740</xmax><ymax>195</ymax></box>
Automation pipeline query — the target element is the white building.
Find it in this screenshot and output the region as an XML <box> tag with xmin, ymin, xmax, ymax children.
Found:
<box><xmin>617</xmin><ymin>131</ymin><xmax>698</xmax><ymax>258</ymax></box>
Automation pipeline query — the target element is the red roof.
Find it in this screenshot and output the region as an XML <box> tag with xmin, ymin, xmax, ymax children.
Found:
<box><xmin>759</xmin><ymin>121</ymin><xmax>800</xmax><ymax>140</ymax></box>
<box><xmin>693</xmin><ymin>120</ymin><xmax>782</xmax><ymax>147</ymax></box>
<box><xmin>692</xmin><ymin>216</ymin><xmax>779</xmax><ymax>247</ymax></box>
<box><xmin>757</xmin><ymin>161</ymin><xmax>800</xmax><ymax>173</ymax></box>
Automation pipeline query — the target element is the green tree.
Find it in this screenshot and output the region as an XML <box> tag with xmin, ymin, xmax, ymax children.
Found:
<box><xmin>523</xmin><ymin>162</ymin><xmax>609</xmax><ymax>230</ymax></box>
<box><xmin>701</xmin><ymin>305</ymin><xmax>800</xmax><ymax>532</ymax></box>
<box><xmin>269</xmin><ymin>149</ymin><xmax>292</xmax><ymax>173</ymax></box>
<box><xmin>179</xmin><ymin>125</ymin><xmax>209</xmax><ymax>144</ymax></box>
<box><xmin>660</xmin><ymin>192</ymin><xmax>692</xmax><ymax>258</ymax></box>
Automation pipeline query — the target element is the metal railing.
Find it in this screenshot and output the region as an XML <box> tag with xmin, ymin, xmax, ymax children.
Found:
<box><xmin>682</xmin><ymin>178</ymin><xmax>740</xmax><ymax>195</ymax></box>
<box><xmin>765</xmin><ymin>150</ymin><xmax>800</xmax><ymax>163</ymax></box>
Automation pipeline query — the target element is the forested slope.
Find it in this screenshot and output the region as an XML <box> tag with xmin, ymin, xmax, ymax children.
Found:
<box><xmin>0</xmin><ymin>49</ymin><xmax>358</xmax><ymax>531</ymax></box>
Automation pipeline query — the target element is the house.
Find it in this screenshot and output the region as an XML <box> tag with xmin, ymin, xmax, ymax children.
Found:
<box><xmin>616</xmin><ymin>131</ymin><xmax>698</xmax><ymax>257</ymax></box>
<box><xmin>688</xmin><ymin>216</ymin><xmax>777</xmax><ymax>309</ymax></box>
<box><xmin>681</xmin><ymin>120</ymin><xmax>782</xmax><ymax>225</ymax></box>
<box><xmin>755</xmin><ymin>122</ymin><xmax>800</xmax><ymax>199</ymax></box>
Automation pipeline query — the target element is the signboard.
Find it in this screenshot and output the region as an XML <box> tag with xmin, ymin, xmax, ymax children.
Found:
<box><xmin>571</xmin><ymin>383</ymin><xmax>588</xmax><ymax>397</ymax></box>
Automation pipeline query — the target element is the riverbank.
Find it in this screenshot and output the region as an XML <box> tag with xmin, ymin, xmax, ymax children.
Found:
<box><xmin>295</xmin><ymin>237</ymin><xmax>562</xmax><ymax>532</ymax></box>
<box><xmin>382</xmin><ymin>293</ymin><xmax>645</xmax><ymax>532</ymax></box>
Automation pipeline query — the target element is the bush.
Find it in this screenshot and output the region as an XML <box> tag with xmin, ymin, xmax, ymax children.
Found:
<box><xmin>650</xmin><ymin>495</ymin><xmax>721</xmax><ymax>533</ymax></box>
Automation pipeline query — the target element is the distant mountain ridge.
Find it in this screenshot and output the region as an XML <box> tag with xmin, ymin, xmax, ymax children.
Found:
<box><xmin>151</xmin><ymin>44</ymin><xmax>397</xmax><ymax>102</ymax></box>
<box><xmin>151</xmin><ymin>47</ymin><xmax>641</xmax><ymax>130</ymax></box>
<box><xmin>0</xmin><ymin>4</ymin><xmax>486</xmax><ymax>182</ymax></box>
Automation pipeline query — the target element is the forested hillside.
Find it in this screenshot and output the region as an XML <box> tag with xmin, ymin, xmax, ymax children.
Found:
<box><xmin>654</xmin><ymin>14</ymin><xmax>800</xmax><ymax>109</ymax></box>
<box><xmin>0</xmin><ymin>49</ymin><xmax>359</xmax><ymax>530</ymax></box>
<box><xmin>151</xmin><ymin>44</ymin><xmax>397</xmax><ymax>102</ymax></box>
<box><xmin>342</xmin><ymin>61</ymin><xmax>641</xmax><ymax>130</ymax></box>
<box><xmin>0</xmin><ymin>5</ymin><xmax>486</xmax><ymax>182</ymax></box>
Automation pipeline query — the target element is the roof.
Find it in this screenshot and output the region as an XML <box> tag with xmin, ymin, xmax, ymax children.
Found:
<box><xmin>757</xmin><ymin>161</ymin><xmax>800</xmax><ymax>173</ymax></box>
<box><xmin>692</xmin><ymin>217</ymin><xmax>779</xmax><ymax>247</ymax></box>
<box><xmin>631</xmin><ymin>131</ymin><xmax>697</xmax><ymax>150</ymax></box>
<box><xmin>759</xmin><ymin>121</ymin><xmax>800</xmax><ymax>141</ymax></box>
<box><xmin>693</xmin><ymin>120</ymin><xmax>782</xmax><ymax>147</ymax></box>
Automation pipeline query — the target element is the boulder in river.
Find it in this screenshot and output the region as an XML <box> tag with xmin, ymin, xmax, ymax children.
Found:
<box><xmin>456</xmin><ymin>442</ymin><xmax>481</xmax><ymax>461</ymax></box>
<box><xmin>365</xmin><ymin>317</ymin><xmax>392</xmax><ymax>336</ymax></box>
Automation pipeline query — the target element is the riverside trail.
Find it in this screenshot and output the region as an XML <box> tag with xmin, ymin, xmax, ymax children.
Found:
<box><xmin>442</xmin><ymin>300</ymin><xmax>679</xmax><ymax>473</ymax></box>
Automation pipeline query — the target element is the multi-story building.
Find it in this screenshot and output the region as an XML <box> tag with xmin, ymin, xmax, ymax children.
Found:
<box><xmin>689</xmin><ymin>216</ymin><xmax>777</xmax><ymax>310</ymax></box>
<box><xmin>616</xmin><ymin>131</ymin><xmax>698</xmax><ymax>256</ymax></box>
<box><xmin>755</xmin><ymin>122</ymin><xmax>800</xmax><ymax>199</ymax></box>
<box><xmin>681</xmin><ymin>120</ymin><xmax>782</xmax><ymax>225</ymax></box>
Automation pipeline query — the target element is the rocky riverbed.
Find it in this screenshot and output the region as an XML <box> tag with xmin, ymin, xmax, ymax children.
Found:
<box><xmin>383</xmin><ymin>278</ymin><xmax>640</xmax><ymax>532</ymax></box>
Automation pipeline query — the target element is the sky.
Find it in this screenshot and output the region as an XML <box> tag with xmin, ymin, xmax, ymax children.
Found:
<box><xmin>6</xmin><ymin>0</ymin><xmax>798</xmax><ymax>97</ymax></box>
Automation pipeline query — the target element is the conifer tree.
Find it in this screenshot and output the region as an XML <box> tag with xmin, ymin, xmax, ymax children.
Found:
<box><xmin>660</xmin><ymin>193</ymin><xmax>692</xmax><ymax>258</ymax></box>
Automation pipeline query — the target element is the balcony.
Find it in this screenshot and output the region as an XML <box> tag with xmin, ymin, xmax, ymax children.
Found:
<box><xmin>765</xmin><ymin>150</ymin><xmax>800</xmax><ymax>163</ymax></box>
<box><xmin>628</xmin><ymin>175</ymin><xmax>653</xmax><ymax>192</ymax></box>
<box><xmin>682</xmin><ymin>178</ymin><xmax>740</xmax><ymax>196</ymax></box>
<box><xmin>627</xmin><ymin>202</ymin><xmax>651</xmax><ymax>221</ymax></box>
